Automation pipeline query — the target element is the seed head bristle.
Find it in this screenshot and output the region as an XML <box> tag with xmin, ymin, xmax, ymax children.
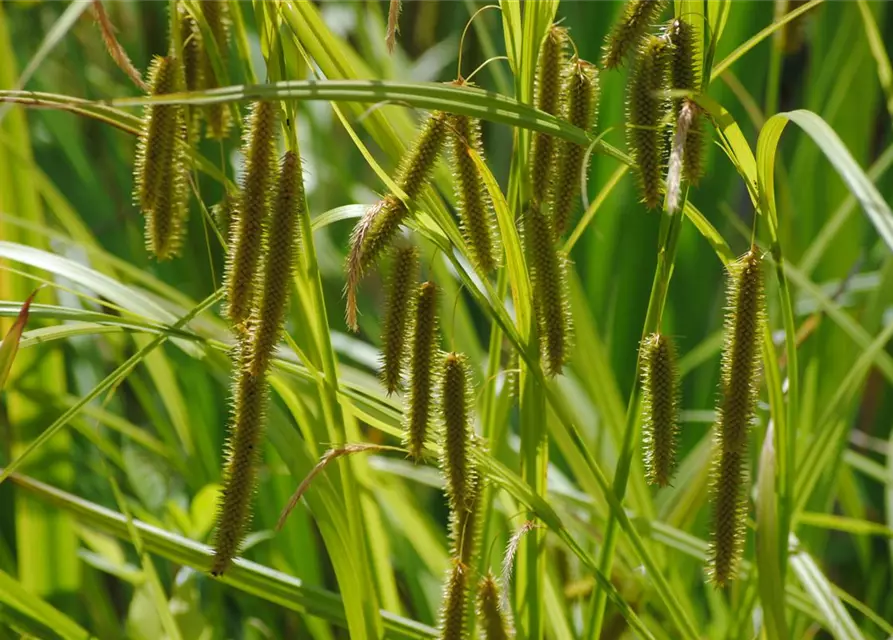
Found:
<box><xmin>441</xmin><ymin>352</ymin><xmax>475</xmax><ymax>514</ymax></box>
<box><xmin>211</xmin><ymin>340</ymin><xmax>269</xmax><ymax>576</ymax></box>
<box><xmin>200</xmin><ymin>0</ymin><xmax>233</xmax><ymax>139</ymax></box>
<box><xmin>477</xmin><ymin>573</ymin><xmax>514</xmax><ymax>640</ymax></box>
<box><xmin>178</xmin><ymin>5</ymin><xmax>204</xmax><ymax>113</ymax></box>
<box><xmin>249</xmin><ymin>151</ymin><xmax>304</xmax><ymax>376</ymax></box>
<box><xmin>530</xmin><ymin>26</ymin><xmax>568</xmax><ymax>204</ymax></box>
<box><xmin>395</xmin><ymin>111</ymin><xmax>448</xmax><ymax>201</ymax></box>
<box><xmin>667</xmin><ymin>18</ymin><xmax>705</xmax><ymax>184</ymax></box>
<box><xmin>641</xmin><ymin>333</ymin><xmax>680</xmax><ymax>487</ymax></box>
<box><xmin>524</xmin><ymin>205</ymin><xmax>573</xmax><ymax>376</ymax></box>
<box><xmin>602</xmin><ymin>0</ymin><xmax>669</xmax><ymax>70</ymax></box>
<box><xmin>345</xmin><ymin>195</ymin><xmax>410</xmax><ymax>331</ymax></box>
<box><xmin>551</xmin><ymin>59</ymin><xmax>599</xmax><ymax>239</ymax></box>
<box><xmin>404</xmin><ymin>281</ymin><xmax>440</xmax><ymax>460</ymax></box>
<box><xmin>708</xmin><ymin>249</ymin><xmax>764</xmax><ymax>587</ymax></box>
<box><xmin>439</xmin><ymin>562</ymin><xmax>470</xmax><ymax>640</ymax></box>
<box><xmin>225</xmin><ymin>101</ymin><xmax>279</xmax><ymax>327</ymax></box>
<box><xmin>626</xmin><ymin>34</ymin><xmax>671</xmax><ymax>209</ymax></box>
<box><xmin>380</xmin><ymin>245</ymin><xmax>420</xmax><ymax>394</ymax></box>
<box><xmin>133</xmin><ymin>55</ymin><xmax>190</xmax><ymax>260</ymax></box>
<box><xmin>213</xmin><ymin>190</ymin><xmax>237</xmax><ymax>243</ymax></box>
<box><xmin>448</xmin><ymin>114</ymin><xmax>499</xmax><ymax>273</ymax></box>
<box><xmin>439</xmin><ymin>477</ymin><xmax>483</xmax><ymax>640</ymax></box>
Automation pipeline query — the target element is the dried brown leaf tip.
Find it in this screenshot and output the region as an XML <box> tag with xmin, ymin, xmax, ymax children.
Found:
<box><xmin>530</xmin><ymin>26</ymin><xmax>568</xmax><ymax>204</ymax></box>
<box><xmin>225</xmin><ymin>101</ymin><xmax>279</xmax><ymax>327</ymax></box>
<box><xmin>380</xmin><ymin>245</ymin><xmax>420</xmax><ymax>394</ymax></box>
<box><xmin>395</xmin><ymin>110</ymin><xmax>448</xmax><ymax>201</ymax></box>
<box><xmin>133</xmin><ymin>55</ymin><xmax>189</xmax><ymax>261</ymax></box>
<box><xmin>386</xmin><ymin>0</ymin><xmax>401</xmax><ymax>54</ymax></box>
<box><xmin>345</xmin><ymin>195</ymin><xmax>409</xmax><ymax>331</ymax></box>
<box><xmin>200</xmin><ymin>0</ymin><xmax>233</xmax><ymax>139</ymax></box>
<box><xmin>524</xmin><ymin>205</ymin><xmax>573</xmax><ymax>376</ymax></box>
<box><xmin>551</xmin><ymin>59</ymin><xmax>599</xmax><ymax>239</ymax></box>
<box><xmin>667</xmin><ymin>18</ymin><xmax>705</xmax><ymax>185</ymax></box>
<box><xmin>602</xmin><ymin>0</ymin><xmax>669</xmax><ymax>70</ymax></box>
<box><xmin>211</xmin><ymin>340</ymin><xmax>269</xmax><ymax>576</ymax></box>
<box><xmin>403</xmin><ymin>281</ymin><xmax>440</xmax><ymax>460</ymax></box>
<box><xmin>626</xmin><ymin>34</ymin><xmax>671</xmax><ymax>209</ymax></box>
<box><xmin>640</xmin><ymin>333</ymin><xmax>680</xmax><ymax>487</ymax></box>
<box><xmin>708</xmin><ymin>249</ymin><xmax>764</xmax><ymax>587</ymax></box>
<box><xmin>448</xmin><ymin>113</ymin><xmax>498</xmax><ymax>273</ymax></box>
<box><xmin>249</xmin><ymin>151</ymin><xmax>304</xmax><ymax>377</ymax></box>
<box><xmin>477</xmin><ymin>572</ymin><xmax>514</xmax><ymax>640</ymax></box>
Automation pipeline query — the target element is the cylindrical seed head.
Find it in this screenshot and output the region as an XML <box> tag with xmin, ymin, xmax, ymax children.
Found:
<box><xmin>530</xmin><ymin>26</ymin><xmax>568</xmax><ymax>204</ymax></box>
<box><xmin>641</xmin><ymin>333</ymin><xmax>680</xmax><ymax>487</ymax></box>
<box><xmin>441</xmin><ymin>352</ymin><xmax>475</xmax><ymax>514</ymax></box>
<box><xmin>403</xmin><ymin>281</ymin><xmax>440</xmax><ymax>460</ymax></box>
<box><xmin>602</xmin><ymin>0</ymin><xmax>669</xmax><ymax>70</ymax></box>
<box><xmin>380</xmin><ymin>245</ymin><xmax>420</xmax><ymax>394</ymax></box>
<box><xmin>667</xmin><ymin>18</ymin><xmax>705</xmax><ymax>184</ymax></box>
<box><xmin>200</xmin><ymin>0</ymin><xmax>233</xmax><ymax>139</ymax></box>
<box><xmin>395</xmin><ymin>110</ymin><xmax>448</xmax><ymax>201</ymax></box>
<box><xmin>477</xmin><ymin>573</ymin><xmax>514</xmax><ymax>640</ymax></box>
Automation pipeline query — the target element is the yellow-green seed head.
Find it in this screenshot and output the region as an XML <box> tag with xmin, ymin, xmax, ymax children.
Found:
<box><xmin>200</xmin><ymin>0</ymin><xmax>233</xmax><ymax>139</ymax></box>
<box><xmin>551</xmin><ymin>59</ymin><xmax>599</xmax><ymax>239</ymax></box>
<box><xmin>211</xmin><ymin>340</ymin><xmax>269</xmax><ymax>576</ymax></box>
<box><xmin>345</xmin><ymin>195</ymin><xmax>410</xmax><ymax>331</ymax></box>
<box><xmin>477</xmin><ymin>573</ymin><xmax>514</xmax><ymax>640</ymax></box>
<box><xmin>380</xmin><ymin>245</ymin><xmax>420</xmax><ymax>394</ymax></box>
<box><xmin>179</xmin><ymin>6</ymin><xmax>204</xmax><ymax>93</ymax></box>
<box><xmin>404</xmin><ymin>281</ymin><xmax>440</xmax><ymax>460</ymax></box>
<box><xmin>439</xmin><ymin>562</ymin><xmax>470</xmax><ymax>640</ymax></box>
<box><xmin>441</xmin><ymin>352</ymin><xmax>475</xmax><ymax>514</ymax></box>
<box><xmin>395</xmin><ymin>110</ymin><xmax>448</xmax><ymax>201</ymax></box>
<box><xmin>708</xmin><ymin>249</ymin><xmax>764</xmax><ymax>587</ymax></box>
<box><xmin>249</xmin><ymin>151</ymin><xmax>304</xmax><ymax>377</ymax></box>
<box><xmin>667</xmin><ymin>18</ymin><xmax>705</xmax><ymax>184</ymax></box>
<box><xmin>225</xmin><ymin>101</ymin><xmax>279</xmax><ymax>327</ymax></box>
<box><xmin>602</xmin><ymin>0</ymin><xmax>669</xmax><ymax>70</ymax></box>
<box><xmin>640</xmin><ymin>333</ymin><xmax>680</xmax><ymax>487</ymax></box>
<box><xmin>530</xmin><ymin>26</ymin><xmax>568</xmax><ymax>204</ymax></box>
<box><xmin>213</xmin><ymin>190</ymin><xmax>237</xmax><ymax>242</ymax></box>
<box><xmin>524</xmin><ymin>205</ymin><xmax>573</xmax><ymax>376</ymax></box>
<box><xmin>448</xmin><ymin>114</ymin><xmax>498</xmax><ymax>273</ymax></box>
<box><xmin>439</xmin><ymin>477</ymin><xmax>482</xmax><ymax>640</ymax></box>
<box><xmin>133</xmin><ymin>55</ymin><xmax>190</xmax><ymax>260</ymax></box>
<box><xmin>627</xmin><ymin>35</ymin><xmax>671</xmax><ymax>209</ymax></box>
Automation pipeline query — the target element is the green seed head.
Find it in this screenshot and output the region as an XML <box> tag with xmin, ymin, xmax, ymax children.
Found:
<box><xmin>602</xmin><ymin>0</ymin><xmax>669</xmax><ymax>70</ymax></box>
<box><xmin>213</xmin><ymin>190</ymin><xmax>237</xmax><ymax>241</ymax></box>
<box><xmin>225</xmin><ymin>101</ymin><xmax>279</xmax><ymax>327</ymax></box>
<box><xmin>395</xmin><ymin>110</ymin><xmax>448</xmax><ymax>201</ymax></box>
<box><xmin>439</xmin><ymin>477</ymin><xmax>482</xmax><ymax>640</ymax></box>
<box><xmin>667</xmin><ymin>18</ymin><xmax>705</xmax><ymax>184</ymax></box>
<box><xmin>524</xmin><ymin>205</ymin><xmax>573</xmax><ymax>376</ymax></box>
<box><xmin>441</xmin><ymin>352</ymin><xmax>475</xmax><ymax>514</ymax></box>
<box><xmin>477</xmin><ymin>573</ymin><xmax>514</xmax><ymax>640</ymax></box>
<box><xmin>641</xmin><ymin>333</ymin><xmax>680</xmax><ymax>487</ymax></box>
<box><xmin>249</xmin><ymin>150</ymin><xmax>304</xmax><ymax>377</ymax></box>
<box><xmin>212</xmin><ymin>340</ymin><xmax>269</xmax><ymax>576</ymax></box>
<box><xmin>448</xmin><ymin>114</ymin><xmax>499</xmax><ymax>273</ymax></box>
<box><xmin>380</xmin><ymin>245</ymin><xmax>420</xmax><ymax>394</ymax></box>
<box><xmin>200</xmin><ymin>0</ymin><xmax>233</xmax><ymax>139</ymax></box>
<box><xmin>530</xmin><ymin>26</ymin><xmax>568</xmax><ymax>204</ymax></box>
<box><xmin>133</xmin><ymin>55</ymin><xmax>190</xmax><ymax>260</ymax></box>
<box><xmin>345</xmin><ymin>195</ymin><xmax>410</xmax><ymax>331</ymax></box>
<box><xmin>551</xmin><ymin>59</ymin><xmax>599</xmax><ymax>239</ymax></box>
<box><xmin>178</xmin><ymin>6</ymin><xmax>204</xmax><ymax>93</ymax></box>
<box><xmin>403</xmin><ymin>281</ymin><xmax>440</xmax><ymax>460</ymax></box>
<box><xmin>627</xmin><ymin>34</ymin><xmax>671</xmax><ymax>209</ymax></box>
<box><xmin>708</xmin><ymin>249</ymin><xmax>765</xmax><ymax>587</ymax></box>
<box><xmin>439</xmin><ymin>561</ymin><xmax>470</xmax><ymax>640</ymax></box>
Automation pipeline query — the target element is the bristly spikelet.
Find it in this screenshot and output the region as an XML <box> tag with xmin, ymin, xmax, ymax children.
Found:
<box><xmin>211</xmin><ymin>340</ymin><xmax>269</xmax><ymax>576</ymax></box>
<box><xmin>602</xmin><ymin>0</ymin><xmax>669</xmax><ymax>70</ymax></box>
<box><xmin>439</xmin><ymin>562</ymin><xmax>470</xmax><ymax>640</ymax></box>
<box><xmin>213</xmin><ymin>190</ymin><xmax>237</xmax><ymax>242</ymax></box>
<box><xmin>200</xmin><ymin>0</ymin><xmax>233</xmax><ymax>139</ymax></box>
<box><xmin>225</xmin><ymin>101</ymin><xmax>279</xmax><ymax>327</ymax></box>
<box><xmin>524</xmin><ymin>205</ymin><xmax>573</xmax><ymax>376</ymax></box>
<box><xmin>345</xmin><ymin>195</ymin><xmax>410</xmax><ymax>331</ymax></box>
<box><xmin>551</xmin><ymin>59</ymin><xmax>599</xmax><ymax>239</ymax></box>
<box><xmin>530</xmin><ymin>26</ymin><xmax>568</xmax><ymax>204</ymax></box>
<box><xmin>178</xmin><ymin>6</ymin><xmax>203</xmax><ymax>93</ymax></box>
<box><xmin>640</xmin><ymin>333</ymin><xmax>680</xmax><ymax>487</ymax></box>
<box><xmin>627</xmin><ymin>35</ymin><xmax>671</xmax><ymax>209</ymax></box>
<box><xmin>395</xmin><ymin>110</ymin><xmax>448</xmax><ymax>200</ymax></box>
<box><xmin>133</xmin><ymin>56</ymin><xmax>189</xmax><ymax>260</ymax></box>
<box><xmin>403</xmin><ymin>281</ymin><xmax>440</xmax><ymax>460</ymax></box>
<box><xmin>380</xmin><ymin>245</ymin><xmax>420</xmax><ymax>394</ymax></box>
<box><xmin>477</xmin><ymin>573</ymin><xmax>514</xmax><ymax>640</ymax></box>
<box><xmin>708</xmin><ymin>249</ymin><xmax>765</xmax><ymax>587</ymax></box>
<box><xmin>448</xmin><ymin>113</ymin><xmax>498</xmax><ymax>273</ymax></box>
<box><xmin>441</xmin><ymin>352</ymin><xmax>475</xmax><ymax>513</ymax></box>
<box><xmin>667</xmin><ymin>18</ymin><xmax>705</xmax><ymax>184</ymax></box>
<box><xmin>249</xmin><ymin>151</ymin><xmax>304</xmax><ymax>376</ymax></box>
<box><xmin>439</xmin><ymin>478</ymin><xmax>483</xmax><ymax>640</ymax></box>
